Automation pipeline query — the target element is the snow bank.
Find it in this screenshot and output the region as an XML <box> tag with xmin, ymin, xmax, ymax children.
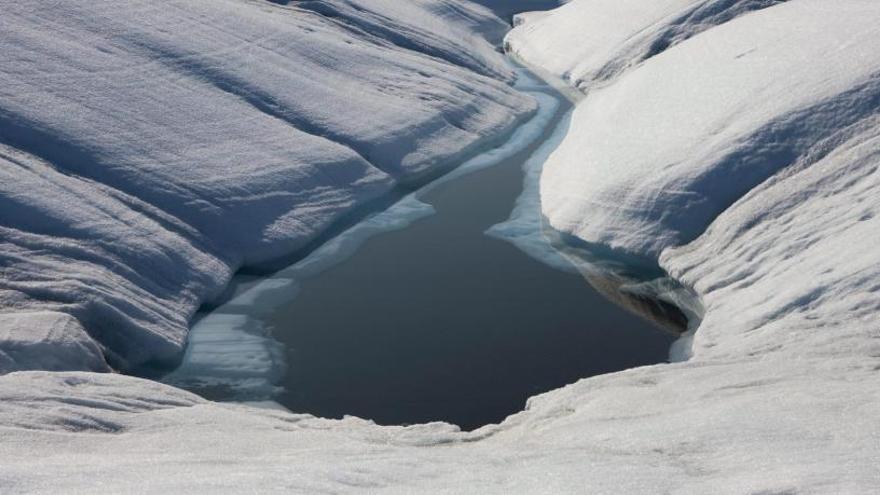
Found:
<box><xmin>295</xmin><ymin>0</ymin><xmax>513</xmax><ymax>69</ymax></box>
<box><xmin>0</xmin><ymin>312</ymin><xmax>108</xmax><ymax>373</ymax></box>
<box><xmin>0</xmin><ymin>0</ymin><xmax>533</xmax><ymax>372</ymax></box>
<box><xmin>512</xmin><ymin>0</ymin><xmax>880</xmax><ymax>259</ymax></box>
<box><xmin>506</xmin><ymin>0</ymin><xmax>786</xmax><ymax>91</ymax></box>
<box><xmin>504</xmin><ymin>0</ymin><xmax>879</xmax><ymax>490</ymax></box>
<box><xmin>662</xmin><ymin>115</ymin><xmax>880</xmax><ymax>363</ymax></box>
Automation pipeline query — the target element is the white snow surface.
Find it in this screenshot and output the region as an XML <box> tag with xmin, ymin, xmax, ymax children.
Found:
<box><xmin>0</xmin><ymin>0</ymin><xmax>533</xmax><ymax>372</ymax></box>
<box><xmin>506</xmin><ymin>0</ymin><xmax>787</xmax><ymax>91</ymax></box>
<box><xmin>511</xmin><ymin>0</ymin><xmax>880</xmax><ymax>258</ymax></box>
<box><xmin>2</xmin><ymin>0</ymin><xmax>880</xmax><ymax>493</ymax></box>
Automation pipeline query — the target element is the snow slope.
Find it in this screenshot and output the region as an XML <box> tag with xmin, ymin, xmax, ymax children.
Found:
<box><xmin>506</xmin><ymin>0</ymin><xmax>786</xmax><ymax>91</ymax></box>
<box><xmin>0</xmin><ymin>0</ymin><xmax>533</xmax><ymax>372</ymax></box>
<box><xmin>1</xmin><ymin>1</ymin><xmax>879</xmax><ymax>493</ymax></box>
<box><xmin>510</xmin><ymin>0</ymin><xmax>880</xmax><ymax>259</ymax></box>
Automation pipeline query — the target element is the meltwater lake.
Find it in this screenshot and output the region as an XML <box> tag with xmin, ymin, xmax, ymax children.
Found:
<box><xmin>163</xmin><ymin>68</ymin><xmax>676</xmax><ymax>431</ymax></box>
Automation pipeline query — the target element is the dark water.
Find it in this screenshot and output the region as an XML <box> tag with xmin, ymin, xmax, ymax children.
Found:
<box><xmin>268</xmin><ymin>91</ymin><xmax>675</xmax><ymax>431</ymax></box>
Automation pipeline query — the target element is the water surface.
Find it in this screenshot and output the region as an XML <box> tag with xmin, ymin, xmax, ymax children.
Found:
<box><xmin>268</xmin><ymin>85</ymin><xmax>674</xmax><ymax>430</ymax></box>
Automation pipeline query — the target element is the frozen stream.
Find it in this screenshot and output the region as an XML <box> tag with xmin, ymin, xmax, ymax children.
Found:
<box><xmin>161</xmin><ymin>67</ymin><xmax>675</xmax><ymax>431</ymax></box>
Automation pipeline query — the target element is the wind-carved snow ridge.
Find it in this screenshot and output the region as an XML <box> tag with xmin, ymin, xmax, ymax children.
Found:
<box><xmin>294</xmin><ymin>0</ymin><xmax>513</xmax><ymax>77</ymax></box>
<box><xmin>639</xmin><ymin>0</ymin><xmax>788</xmax><ymax>58</ymax></box>
<box><xmin>515</xmin><ymin>0</ymin><xmax>880</xmax><ymax>259</ymax></box>
<box><xmin>662</xmin><ymin>112</ymin><xmax>880</xmax><ymax>363</ymax></box>
<box><xmin>0</xmin><ymin>0</ymin><xmax>533</xmax><ymax>373</ymax></box>
<box><xmin>163</xmin><ymin>67</ymin><xmax>564</xmax><ymax>401</ymax></box>
<box><xmin>507</xmin><ymin>0</ymin><xmax>788</xmax><ymax>92</ymax></box>
<box><xmin>509</xmin><ymin>0</ymin><xmax>880</xmax><ymax>350</ymax></box>
<box><xmin>498</xmin><ymin>1</ymin><xmax>880</xmax><ymax>491</ymax></box>
<box><xmin>590</xmin><ymin>0</ymin><xmax>789</xmax><ymax>88</ymax></box>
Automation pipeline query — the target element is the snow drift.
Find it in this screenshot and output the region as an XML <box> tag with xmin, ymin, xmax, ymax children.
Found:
<box><xmin>0</xmin><ymin>0</ymin><xmax>533</xmax><ymax>372</ymax></box>
<box><xmin>509</xmin><ymin>0</ymin><xmax>880</xmax><ymax>259</ymax></box>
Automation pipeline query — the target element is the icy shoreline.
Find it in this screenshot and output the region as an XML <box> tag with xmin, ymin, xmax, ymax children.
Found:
<box><xmin>161</xmin><ymin>67</ymin><xmax>565</xmax><ymax>401</ymax></box>
<box><xmin>0</xmin><ymin>0</ymin><xmax>534</xmax><ymax>373</ymax></box>
<box><xmin>486</xmin><ymin>98</ymin><xmax>704</xmax><ymax>338</ymax></box>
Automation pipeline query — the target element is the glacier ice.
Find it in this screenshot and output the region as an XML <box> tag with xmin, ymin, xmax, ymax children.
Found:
<box><xmin>0</xmin><ymin>0</ymin><xmax>533</xmax><ymax>372</ymax></box>
<box><xmin>1</xmin><ymin>0</ymin><xmax>879</xmax><ymax>493</ymax></box>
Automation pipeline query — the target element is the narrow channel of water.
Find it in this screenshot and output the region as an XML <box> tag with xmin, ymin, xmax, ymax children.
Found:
<box><xmin>161</xmin><ymin>67</ymin><xmax>675</xmax><ymax>431</ymax></box>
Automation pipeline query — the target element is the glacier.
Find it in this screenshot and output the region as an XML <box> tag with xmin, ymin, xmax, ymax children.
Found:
<box><xmin>1</xmin><ymin>0</ymin><xmax>879</xmax><ymax>493</ymax></box>
<box><xmin>0</xmin><ymin>0</ymin><xmax>533</xmax><ymax>373</ymax></box>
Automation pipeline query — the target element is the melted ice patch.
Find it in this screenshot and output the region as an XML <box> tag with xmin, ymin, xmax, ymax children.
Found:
<box><xmin>162</xmin><ymin>67</ymin><xmax>566</xmax><ymax>401</ymax></box>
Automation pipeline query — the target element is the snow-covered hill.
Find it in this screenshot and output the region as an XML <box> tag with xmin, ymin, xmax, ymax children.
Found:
<box><xmin>1</xmin><ymin>0</ymin><xmax>878</xmax><ymax>493</ymax></box>
<box><xmin>0</xmin><ymin>0</ymin><xmax>533</xmax><ymax>372</ymax></box>
<box><xmin>507</xmin><ymin>0</ymin><xmax>880</xmax><ymax>490</ymax></box>
<box><xmin>512</xmin><ymin>0</ymin><xmax>880</xmax><ymax>259</ymax></box>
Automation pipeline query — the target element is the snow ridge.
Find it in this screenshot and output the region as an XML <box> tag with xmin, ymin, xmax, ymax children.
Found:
<box><xmin>515</xmin><ymin>0</ymin><xmax>880</xmax><ymax>258</ymax></box>
<box><xmin>295</xmin><ymin>0</ymin><xmax>512</xmax><ymax>77</ymax></box>
<box><xmin>498</xmin><ymin>0</ymin><xmax>880</xmax><ymax>491</ymax></box>
<box><xmin>0</xmin><ymin>0</ymin><xmax>533</xmax><ymax>372</ymax></box>
<box><xmin>506</xmin><ymin>0</ymin><xmax>787</xmax><ymax>92</ymax></box>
